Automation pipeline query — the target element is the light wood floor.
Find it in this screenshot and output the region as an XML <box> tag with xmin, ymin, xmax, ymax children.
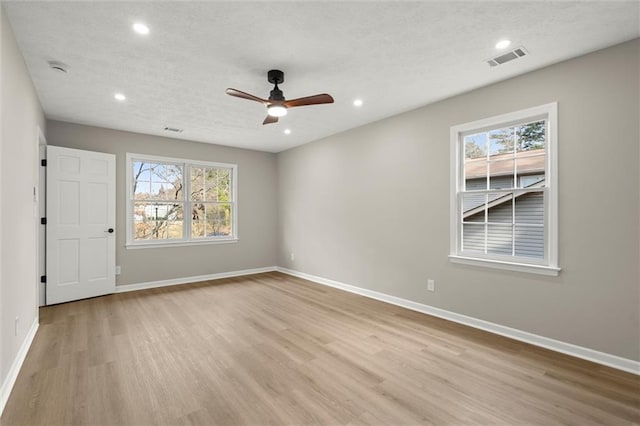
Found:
<box><xmin>2</xmin><ymin>272</ymin><xmax>639</xmax><ymax>425</ymax></box>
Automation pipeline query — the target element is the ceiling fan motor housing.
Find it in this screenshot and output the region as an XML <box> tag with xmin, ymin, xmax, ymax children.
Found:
<box><xmin>270</xmin><ymin>88</ymin><xmax>285</xmax><ymax>101</ymax></box>
<box><xmin>267</xmin><ymin>69</ymin><xmax>285</xmax><ymax>101</ymax></box>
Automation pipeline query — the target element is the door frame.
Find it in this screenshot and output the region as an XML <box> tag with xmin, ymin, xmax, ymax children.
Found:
<box><xmin>36</xmin><ymin>126</ymin><xmax>46</xmax><ymax>307</ymax></box>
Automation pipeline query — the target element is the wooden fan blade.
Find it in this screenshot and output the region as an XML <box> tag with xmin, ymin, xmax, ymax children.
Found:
<box><xmin>226</xmin><ymin>88</ymin><xmax>268</xmax><ymax>104</ymax></box>
<box><xmin>284</xmin><ymin>94</ymin><xmax>334</xmax><ymax>108</ymax></box>
<box><xmin>263</xmin><ymin>115</ymin><xmax>278</xmax><ymax>125</ymax></box>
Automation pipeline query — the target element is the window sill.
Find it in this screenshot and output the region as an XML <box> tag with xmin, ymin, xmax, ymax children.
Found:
<box><xmin>448</xmin><ymin>255</ymin><xmax>560</xmax><ymax>276</ymax></box>
<box><xmin>126</xmin><ymin>238</ymin><xmax>239</xmax><ymax>250</ymax></box>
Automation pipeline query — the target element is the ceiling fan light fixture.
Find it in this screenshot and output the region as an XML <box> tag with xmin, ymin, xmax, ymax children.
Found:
<box><xmin>267</xmin><ymin>105</ymin><xmax>287</xmax><ymax>117</ymax></box>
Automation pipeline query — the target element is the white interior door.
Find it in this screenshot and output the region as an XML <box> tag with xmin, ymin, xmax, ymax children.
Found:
<box><xmin>46</xmin><ymin>146</ymin><xmax>116</xmax><ymax>304</ymax></box>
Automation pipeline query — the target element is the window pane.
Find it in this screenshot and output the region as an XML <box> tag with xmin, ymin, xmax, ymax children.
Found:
<box><xmin>487</xmin><ymin>224</ymin><xmax>512</xmax><ymax>256</ymax></box>
<box><xmin>190</xmin><ymin>167</ymin><xmax>205</xmax><ymax>202</ymax></box>
<box><xmin>465</xmin><ymin>161</ymin><xmax>487</xmax><ymax>190</ymax></box>
<box><xmin>489</xmin><ymin>159</ymin><xmax>514</xmax><ymax>189</ymax></box>
<box><xmin>489</xmin><ymin>127</ymin><xmax>514</xmax><ymax>156</ymax></box>
<box><xmin>515</xmin><ymin>191</ymin><xmax>544</xmax><ymax>224</ymax></box>
<box><xmin>191</xmin><ymin>203</ymin><xmax>232</xmax><ymax>238</ymax></box>
<box><xmin>464</xmin><ymin>133</ymin><xmax>488</xmax><ymax>189</ymax></box>
<box><xmin>133</xmin><ymin>162</ymin><xmax>183</xmax><ymax>201</ymax></box>
<box><xmin>191</xmin><ymin>203</ymin><xmax>205</xmax><ymax>238</ymax></box>
<box><xmin>516</xmin><ymin>154</ymin><xmax>545</xmax><ymax>188</ymax></box>
<box><xmin>462</xmin><ymin>223</ymin><xmax>485</xmax><ymax>253</ymax></box>
<box><xmin>518</xmin><ymin>174</ymin><xmax>545</xmax><ymax>188</ymax></box>
<box><xmin>211</xmin><ymin>169</ymin><xmax>231</xmax><ymax>202</ymax></box>
<box><xmin>517</xmin><ymin>120</ymin><xmax>545</xmax><ymax>154</ymax></box>
<box><xmin>133</xmin><ymin>202</ymin><xmax>183</xmax><ymax>240</ymax></box>
<box><xmin>515</xmin><ymin>225</ymin><xmax>544</xmax><ymax>259</ymax></box>
<box><xmin>462</xmin><ymin>193</ymin><xmax>486</xmax><ymax>222</ymax></box>
<box><xmin>464</xmin><ymin>133</ymin><xmax>486</xmax><ymax>160</ymax></box>
<box><xmin>487</xmin><ymin>196</ymin><xmax>513</xmax><ymax>223</ymax></box>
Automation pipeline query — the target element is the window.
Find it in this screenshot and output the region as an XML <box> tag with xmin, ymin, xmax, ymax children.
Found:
<box><xmin>126</xmin><ymin>153</ymin><xmax>237</xmax><ymax>248</ymax></box>
<box><xmin>449</xmin><ymin>103</ymin><xmax>559</xmax><ymax>275</ymax></box>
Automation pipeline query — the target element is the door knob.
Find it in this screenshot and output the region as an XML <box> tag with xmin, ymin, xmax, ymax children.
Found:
<box><xmin>107</xmin><ymin>228</ymin><xmax>114</xmax><ymax>233</ymax></box>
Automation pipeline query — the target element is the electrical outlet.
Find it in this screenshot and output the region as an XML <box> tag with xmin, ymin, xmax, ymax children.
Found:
<box><xmin>427</xmin><ymin>279</ymin><xmax>435</xmax><ymax>292</ymax></box>
<box><xmin>14</xmin><ymin>316</ymin><xmax>19</xmax><ymax>336</ymax></box>
<box><xmin>115</xmin><ymin>266</ymin><xmax>121</xmax><ymax>275</ymax></box>
<box><xmin>290</xmin><ymin>252</ymin><xmax>295</xmax><ymax>261</ymax></box>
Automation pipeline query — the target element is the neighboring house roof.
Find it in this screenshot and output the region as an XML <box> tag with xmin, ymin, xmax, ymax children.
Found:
<box><xmin>465</xmin><ymin>149</ymin><xmax>545</xmax><ymax>179</ymax></box>
<box><xmin>464</xmin><ymin>179</ymin><xmax>545</xmax><ymax>218</ymax></box>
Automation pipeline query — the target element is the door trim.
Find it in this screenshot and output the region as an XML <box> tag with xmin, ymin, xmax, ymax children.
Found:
<box><xmin>36</xmin><ymin>126</ymin><xmax>46</xmax><ymax>307</ymax></box>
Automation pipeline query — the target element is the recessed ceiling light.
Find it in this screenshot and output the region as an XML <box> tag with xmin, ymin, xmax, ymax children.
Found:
<box><xmin>133</xmin><ymin>22</ymin><xmax>150</xmax><ymax>35</ymax></box>
<box><xmin>114</xmin><ymin>93</ymin><xmax>126</xmax><ymax>101</ymax></box>
<box><xmin>284</xmin><ymin>129</ymin><xmax>291</xmax><ymax>135</ymax></box>
<box><xmin>495</xmin><ymin>39</ymin><xmax>511</xmax><ymax>50</ymax></box>
<box><xmin>353</xmin><ymin>99</ymin><xmax>363</xmax><ymax>107</ymax></box>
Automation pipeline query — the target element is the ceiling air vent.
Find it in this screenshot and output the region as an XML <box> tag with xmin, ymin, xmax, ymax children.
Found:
<box><xmin>164</xmin><ymin>126</ymin><xmax>183</xmax><ymax>133</ymax></box>
<box><xmin>487</xmin><ymin>47</ymin><xmax>528</xmax><ymax>67</ymax></box>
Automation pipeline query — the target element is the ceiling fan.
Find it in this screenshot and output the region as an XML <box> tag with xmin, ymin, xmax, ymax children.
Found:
<box><xmin>226</xmin><ymin>69</ymin><xmax>334</xmax><ymax>125</ymax></box>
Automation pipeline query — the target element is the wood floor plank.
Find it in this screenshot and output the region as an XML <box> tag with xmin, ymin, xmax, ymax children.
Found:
<box><xmin>2</xmin><ymin>272</ymin><xmax>638</xmax><ymax>425</ymax></box>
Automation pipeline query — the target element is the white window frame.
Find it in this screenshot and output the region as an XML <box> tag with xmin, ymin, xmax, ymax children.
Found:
<box><xmin>126</xmin><ymin>153</ymin><xmax>238</xmax><ymax>249</ymax></box>
<box><xmin>449</xmin><ymin>103</ymin><xmax>560</xmax><ymax>276</ymax></box>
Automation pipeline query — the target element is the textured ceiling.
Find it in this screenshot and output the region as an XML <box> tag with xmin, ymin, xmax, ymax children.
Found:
<box><xmin>4</xmin><ymin>1</ymin><xmax>639</xmax><ymax>153</ymax></box>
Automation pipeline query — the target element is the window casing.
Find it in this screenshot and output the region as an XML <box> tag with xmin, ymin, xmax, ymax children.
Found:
<box><xmin>126</xmin><ymin>153</ymin><xmax>238</xmax><ymax>248</ymax></box>
<box><xmin>449</xmin><ymin>103</ymin><xmax>559</xmax><ymax>275</ymax></box>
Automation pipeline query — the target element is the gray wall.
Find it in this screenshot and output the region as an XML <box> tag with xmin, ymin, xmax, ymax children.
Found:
<box><xmin>46</xmin><ymin>121</ymin><xmax>278</xmax><ymax>286</ymax></box>
<box><xmin>1</xmin><ymin>6</ymin><xmax>45</xmax><ymax>387</ymax></box>
<box><xmin>277</xmin><ymin>40</ymin><xmax>640</xmax><ymax>361</ymax></box>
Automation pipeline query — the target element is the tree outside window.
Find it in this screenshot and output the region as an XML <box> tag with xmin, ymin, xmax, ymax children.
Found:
<box><xmin>127</xmin><ymin>154</ymin><xmax>237</xmax><ymax>247</ymax></box>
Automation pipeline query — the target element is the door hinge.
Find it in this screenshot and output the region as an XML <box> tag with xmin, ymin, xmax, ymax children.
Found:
<box><xmin>40</xmin><ymin>217</ymin><xmax>47</xmax><ymax>225</ymax></box>
<box><xmin>40</xmin><ymin>275</ymin><xmax>46</xmax><ymax>283</ymax></box>
<box><xmin>41</xmin><ymin>159</ymin><xmax>47</xmax><ymax>167</ymax></box>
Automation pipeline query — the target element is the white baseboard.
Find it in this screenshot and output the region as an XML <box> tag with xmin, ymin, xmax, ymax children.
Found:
<box><xmin>276</xmin><ymin>267</ymin><xmax>640</xmax><ymax>376</ymax></box>
<box><xmin>115</xmin><ymin>266</ymin><xmax>278</xmax><ymax>293</ymax></box>
<box><xmin>0</xmin><ymin>318</ymin><xmax>39</xmax><ymax>416</ymax></box>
